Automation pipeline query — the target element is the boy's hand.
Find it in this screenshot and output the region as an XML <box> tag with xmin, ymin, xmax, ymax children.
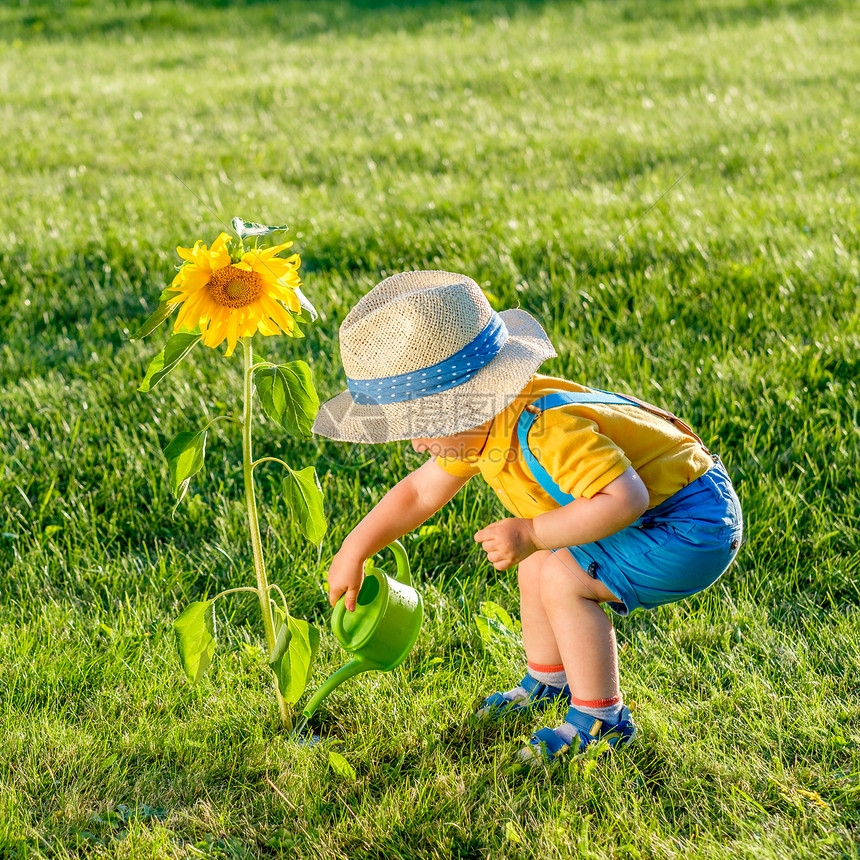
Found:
<box><xmin>327</xmin><ymin>550</ymin><xmax>365</xmax><ymax>613</ymax></box>
<box><xmin>474</xmin><ymin>518</ymin><xmax>539</xmax><ymax>570</ymax></box>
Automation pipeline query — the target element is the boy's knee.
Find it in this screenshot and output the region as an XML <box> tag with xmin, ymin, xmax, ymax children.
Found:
<box><xmin>540</xmin><ymin>550</ymin><xmax>596</xmax><ymax>600</ymax></box>
<box><xmin>517</xmin><ymin>550</ymin><xmax>552</xmax><ymax>590</ymax></box>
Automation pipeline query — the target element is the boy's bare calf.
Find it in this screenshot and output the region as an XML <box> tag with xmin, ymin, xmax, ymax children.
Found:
<box><xmin>518</xmin><ymin>549</ymin><xmax>621</xmax><ymax>704</ymax></box>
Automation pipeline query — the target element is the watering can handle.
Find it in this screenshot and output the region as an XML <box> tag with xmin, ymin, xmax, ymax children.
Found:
<box><xmin>385</xmin><ymin>539</ymin><xmax>411</xmax><ymax>587</ymax></box>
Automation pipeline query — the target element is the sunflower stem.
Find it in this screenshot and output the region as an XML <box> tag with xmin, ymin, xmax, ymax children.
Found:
<box><xmin>241</xmin><ymin>336</ymin><xmax>292</xmax><ymax>730</ymax></box>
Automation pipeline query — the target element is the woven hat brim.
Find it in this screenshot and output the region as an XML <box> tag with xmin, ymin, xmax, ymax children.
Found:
<box><xmin>312</xmin><ymin>309</ymin><xmax>556</xmax><ymax>443</ymax></box>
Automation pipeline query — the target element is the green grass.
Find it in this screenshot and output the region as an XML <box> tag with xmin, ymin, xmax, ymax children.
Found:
<box><xmin>1</xmin><ymin>0</ymin><xmax>859</xmax><ymax>856</ymax></box>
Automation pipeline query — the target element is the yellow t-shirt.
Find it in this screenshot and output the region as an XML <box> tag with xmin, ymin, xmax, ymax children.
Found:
<box><xmin>435</xmin><ymin>374</ymin><xmax>713</xmax><ymax>519</ymax></box>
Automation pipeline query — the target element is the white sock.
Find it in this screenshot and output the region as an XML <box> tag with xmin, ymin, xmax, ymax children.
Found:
<box><xmin>570</xmin><ymin>695</ymin><xmax>624</xmax><ymax>724</ymax></box>
<box><xmin>551</xmin><ymin>720</ymin><xmax>579</xmax><ymax>746</ymax></box>
<box><xmin>501</xmin><ymin>665</ymin><xmax>568</xmax><ymax>703</ymax></box>
<box><xmin>501</xmin><ymin>683</ymin><xmax>530</xmax><ymax>703</ymax></box>
<box><xmin>547</xmin><ymin>696</ymin><xmax>624</xmax><ymax>746</ymax></box>
<box><xmin>527</xmin><ymin>663</ymin><xmax>567</xmax><ymax>689</ymax></box>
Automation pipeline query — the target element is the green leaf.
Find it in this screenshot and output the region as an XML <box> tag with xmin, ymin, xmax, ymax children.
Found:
<box><xmin>99</xmin><ymin>753</ymin><xmax>118</xmax><ymax>771</ymax></box>
<box><xmin>269</xmin><ymin>630</ymin><xmax>294</xmax><ymax>702</ymax></box>
<box><xmin>163</xmin><ymin>429</ymin><xmax>207</xmax><ymax>505</ymax></box>
<box><xmin>292</xmin><ymin>287</ymin><xmax>318</xmax><ymax>324</ymax></box>
<box><xmin>129</xmin><ymin>299</ymin><xmax>179</xmax><ymax>340</ymax></box>
<box><xmin>173</xmin><ymin>601</ymin><xmax>216</xmax><ymax>683</ymax></box>
<box><xmin>138</xmin><ymin>331</ymin><xmax>202</xmax><ymax>392</ymax></box>
<box><xmin>282</xmin><ymin>465</ymin><xmax>327</xmax><ymax>544</ymax></box>
<box><xmin>327</xmin><ymin>751</ymin><xmax>357</xmax><ymax>780</ymax></box>
<box><xmin>231</xmin><ymin>217</ymin><xmax>288</xmax><ymax>239</ymax></box>
<box><xmin>504</xmin><ymin>822</ymin><xmax>524</xmax><ymax>845</ymax></box>
<box><xmin>270</xmin><ymin>613</ymin><xmax>292</xmax><ymax>666</ymax></box>
<box><xmin>480</xmin><ymin>600</ymin><xmax>515</xmax><ymax>631</ymax></box>
<box><xmin>254</xmin><ymin>360</ymin><xmax>320</xmax><ymax>438</ymax></box>
<box><xmin>475</xmin><ymin>603</ymin><xmax>518</xmax><ymax>646</ymax></box>
<box><xmin>270</xmin><ymin>615</ymin><xmax>320</xmax><ymax>704</ymax></box>
<box><xmin>475</xmin><ymin>614</ymin><xmax>511</xmax><ymax>645</ymax></box>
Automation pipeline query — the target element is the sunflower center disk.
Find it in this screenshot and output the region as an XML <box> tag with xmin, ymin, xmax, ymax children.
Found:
<box><xmin>207</xmin><ymin>266</ymin><xmax>264</xmax><ymax>308</ymax></box>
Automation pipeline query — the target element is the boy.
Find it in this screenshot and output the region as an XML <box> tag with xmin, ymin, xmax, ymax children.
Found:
<box><xmin>313</xmin><ymin>270</ymin><xmax>743</xmax><ymax>763</ymax></box>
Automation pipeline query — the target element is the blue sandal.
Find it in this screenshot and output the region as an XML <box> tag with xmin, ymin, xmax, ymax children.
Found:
<box><xmin>477</xmin><ymin>674</ymin><xmax>571</xmax><ymax>720</ymax></box>
<box><xmin>517</xmin><ymin>704</ymin><xmax>638</xmax><ymax>764</ymax></box>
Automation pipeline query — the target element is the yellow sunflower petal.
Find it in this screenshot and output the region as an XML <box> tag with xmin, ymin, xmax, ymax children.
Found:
<box><xmin>250</xmin><ymin>241</ymin><xmax>294</xmax><ymax>262</ymax></box>
<box><xmin>174</xmin><ymin>290</ymin><xmax>210</xmax><ymax>332</ymax></box>
<box><xmin>267</xmin><ymin>283</ymin><xmax>300</xmax><ymax>312</ymax></box>
<box><xmin>173</xmin><ymin>267</ymin><xmax>212</xmax><ymax>296</ymax></box>
<box><xmin>201</xmin><ymin>314</ymin><xmax>229</xmax><ymax>349</ymax></box>
<box><xmin>250</xmin><ymin>256</ymin><xmax>292</xmax><ymax>279</ymax></box>
<box><xmin>208</xmin><ymin>248</ymin><xmax>232</xmax><ymax>271</ymax></box>
<box><xmin>210</xmin><ymin>232</ymin><xmax>231</xmax><ymax>253</ymax></box>
<box><xmin>259</xmin><ymin>295</ymin><xmax>295</xmax><ymax>334</ymax></box>
<box><xmin>173</xmin><ymin>302</ymin><xmax>196</xmax><ymax>333</ymax></box>
<box><xmin>172</xmin><ymin>264</ymin><xmax>195</xmax><ymax>289</ymax></box>
<box><xmin>176</xmin><ymin>240</ymin><xmax>204</xmax><ymax>263</ymax></box>
<box><xmin>241</xmin><ymin>255</ymin><xmax>287</xmax><ymax>289</ymax></box>
<box><xmin>264</xmin><ymin>277</ymin><xmax>289</xmax><ymax>295</ymax></box>
<box><xmin>224</xmin><ymin>313</ymin><xmax>242</xmax><ymax>356</ymax></box>
<box><xmin>256</xmin><ymin>317</ymin><xmax>280</xmax><ymax>336</ymax></box>
<box><xmin>279</xmin><ymin>271</ymin><xmax>302</xmax><ymax>288</ymax></box>
<box><xmin>189</xmin><ymin>288</ymin><xmax>212</xmax><ymax>311</ymax></box>
<box><xmin>233</xmin><ymin>307</ymin><xmax>257</xmax><ymax>339</ymax></box>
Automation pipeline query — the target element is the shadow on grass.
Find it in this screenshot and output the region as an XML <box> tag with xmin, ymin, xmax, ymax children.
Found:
<box><xmin>6</xmin><ymin>0</ymin><xmax>552</xmax><ymax>42</ymax></box>
<box><xmin>4</xmin><ymin>0</ymin><xmax>853</xmax><ymax>43</ymax></box>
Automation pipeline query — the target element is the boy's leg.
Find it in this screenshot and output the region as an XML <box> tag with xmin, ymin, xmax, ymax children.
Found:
<box><xmin>477</xmin><ymin>551</ymin><xmax>567</xmax><ymax>714</ymax></box>
<box><xmin>516</xmin><ymin>550</ymin><xmax>637</xmax><ymax>762</ymax></box>
<box><xmin>519</xmin><ymin>549</ymin><xmax>563</xmax><ymax>668</ymax></box>
<box><xmin>539</xmin><ymin>549</ymin><xmax>621</xmax><ymax>703</ymax></box>
<box><xmin>534</xmin><ymin>551</ymin><xmax>627</xmax><ymax>726</ymax></box>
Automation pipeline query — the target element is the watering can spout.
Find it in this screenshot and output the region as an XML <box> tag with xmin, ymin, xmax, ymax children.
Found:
<box><xmin>302</xmin><ymin>656</ymin><xmax>378</xmax><ymax>720</ymax></box>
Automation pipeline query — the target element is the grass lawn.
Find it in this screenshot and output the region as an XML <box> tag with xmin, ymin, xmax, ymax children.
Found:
<box><xmin>1</xmin><ymin>0</ymin><xmax>859</xmax><ymax>856</ymax></box>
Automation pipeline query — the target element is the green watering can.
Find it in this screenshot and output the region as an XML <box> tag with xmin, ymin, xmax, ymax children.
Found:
<box><xmin>301</xmin><ymin>540</ymin><xmax>423</xmax><ymax>720</ymax></box>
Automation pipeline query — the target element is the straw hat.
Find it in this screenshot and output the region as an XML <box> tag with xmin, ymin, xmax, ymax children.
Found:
<box><xmin>312</xmin><ymin>271</ymin><xmax>556</xmax><ymax>443</ymax></box>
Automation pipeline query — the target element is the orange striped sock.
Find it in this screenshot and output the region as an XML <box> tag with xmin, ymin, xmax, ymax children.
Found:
<box><xmin>527</xmin><ymin>661</ymin><xmax>567</xmax><ymax>689</ymax></box>
<box><xmin>569</xmin><ymin>693</ymin><xmax>623</xmax><ymax>722</ymax></box>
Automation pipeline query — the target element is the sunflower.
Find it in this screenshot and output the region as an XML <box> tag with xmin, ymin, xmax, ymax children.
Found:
<box><xmin>168</xmin><ymin>232</ymin><xmax>303</xmax><ymax>356</ymax></box>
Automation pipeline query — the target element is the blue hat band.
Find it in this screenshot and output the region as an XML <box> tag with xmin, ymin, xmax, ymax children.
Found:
<box><xmin>347</xmin><ymin>314</ymin><xmax>509</xmax><ymax>406</ymax></box>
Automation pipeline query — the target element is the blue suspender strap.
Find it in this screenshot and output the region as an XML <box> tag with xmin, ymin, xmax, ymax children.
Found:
<box><xmin>516</xmin><ymin>390</ymin><xmax>639</xmax><ymax>505</ymax></box>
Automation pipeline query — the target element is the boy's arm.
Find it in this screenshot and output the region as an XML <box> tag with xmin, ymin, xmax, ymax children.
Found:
<box><xmin>328</xmin><ymin>458</ymin><xmax>470</xmax><ymax>611</ymax></box>
<box><xmin>527</xmin><ymin>465</ymin><xmax>650</xmax><ymax>549</ymax></box>
<box><xmin>475</xmin><ymin>465</ymin><xmax>650</xmax><ymax>570</ymax></box>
